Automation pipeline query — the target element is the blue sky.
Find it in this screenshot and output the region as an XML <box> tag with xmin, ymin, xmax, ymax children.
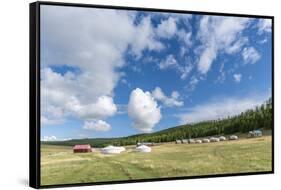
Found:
<box><xmin>40</xmin><ymin>5</ymin><xmax>272</xmax><ymax>141</ymax></box>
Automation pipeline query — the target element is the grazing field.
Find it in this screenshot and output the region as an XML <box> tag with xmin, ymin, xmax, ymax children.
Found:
<box><xmin>41</xmin><ymin>136</ymin><xmax>272</xmax><ymax>186</ymax></box>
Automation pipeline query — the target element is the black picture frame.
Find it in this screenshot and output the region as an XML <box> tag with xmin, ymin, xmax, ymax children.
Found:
<box><xmin>29</xmin><ymin>1</ymin><xmax>274</xmax><ymax>189</ymax></box>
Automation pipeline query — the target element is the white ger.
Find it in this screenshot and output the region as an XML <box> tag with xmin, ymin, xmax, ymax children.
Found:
<box><xmin>135</xmin><ymin>145</ymin><xmax>151</xmax><ymax>153</ymax></box>
<box><xmin>210</xmin><ymin>137</ymin><xmax>220</xmax><ymax>142</ymax></box>
<box><xmin>202</xmin><ymin>138</ymin><xmax>210</xmax><ymax>143</ymax></box>
<box><xmin>229</xmin><ymin>135</ymin><xmax>239</xmax><ymax>140</ymax></box>
<box><xmin>219</xmin><ymin>136</ymin><xmax>226</xmax><ymax>141</ymax></box>
<box><xmin>101</xmin><ymin>145</ymin><xmax>126</xmax><ymax>154</ymax></box>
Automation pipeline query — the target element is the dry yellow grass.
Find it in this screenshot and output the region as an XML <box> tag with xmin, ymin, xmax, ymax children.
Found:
<box><xmin>41</xmin><ymin>136</ymin><xmax>272</xmax><ymax>186</ymax></box>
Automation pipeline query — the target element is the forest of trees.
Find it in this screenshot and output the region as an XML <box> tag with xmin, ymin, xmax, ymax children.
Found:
<box><xmin>43</xmin><ymin>98</ymin><xmax>272</xmax><ymax>147</ymax></box>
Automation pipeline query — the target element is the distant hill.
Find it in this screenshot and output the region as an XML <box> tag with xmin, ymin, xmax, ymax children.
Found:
<box><xmin>42</xmin><ymin>98</ymin><xmax>272</xmax><ymax>147</ymax></box>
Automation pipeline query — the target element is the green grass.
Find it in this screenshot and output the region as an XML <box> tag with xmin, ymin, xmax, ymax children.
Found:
<box><xmin>41</xmin><ymin>136</ymin><xmax>272</xmax><ymax>186</ymax></box>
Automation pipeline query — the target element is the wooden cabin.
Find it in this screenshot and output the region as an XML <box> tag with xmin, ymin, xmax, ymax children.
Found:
<box><xmin>73</xmin><ymin>144</ymin><xmax>92</xmax><ymax>153</ymax></box>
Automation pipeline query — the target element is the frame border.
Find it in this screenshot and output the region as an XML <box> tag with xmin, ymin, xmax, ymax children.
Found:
<box><xmin>29</xmin><ymin>1</ymin><xmax>274</xmax><ymax>189</ymax></box>
<box><xmin>30</xmin><ymin>2</ymin><xmax>41</xmax><ymax>189</ymax></box>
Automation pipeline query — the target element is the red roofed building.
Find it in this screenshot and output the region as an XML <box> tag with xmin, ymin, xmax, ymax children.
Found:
<box><xmin>73</xmin><ymin>144</ymin><xmax>92</xmax><ymax>153</ymax></box>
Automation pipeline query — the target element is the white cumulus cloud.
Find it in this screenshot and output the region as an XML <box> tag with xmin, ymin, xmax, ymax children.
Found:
<box><xmin>128</xmin><ymin>88</ymin><xmax>161</xmax><ymax>133</ymax></box>
<box><xmin>159</xmin><ymin>54</ymin><xmax>178</xmax><ymax>70</ymax></box>
<box><xmin>242</xmin><ymin>47</ymin><xmax>261</xmax><ymax>64</ymax></box>
<box><xmin>42</xmin><ymin>135</ymin><xmax>57</xmax><ymax>141</ymax></box>
<box><xmin>179</xmin><ymin>65</ymin><xmax>193</xmax><ymax>80</ymax></box>
<box><xmin>75</xmin><ymin>96</ymin><xmax>117</xmax><ymax>120</ymax></box>
<box><xmin>41</xmin><ymin>115</ymin><xmax>64</xmax><ymax>126</ymax></box>
<box><xmin>197</xmin><ymin>16</ymin><xmax>250</xmax><ymax>74</ymax></box>
<box><xmin>156</xmin><ymin>17</ymin><xmax>177</xmax><ymax>38</ymax></box>
<box><xmin>40</xmin><ymin>6</ymin><xmax>164</xmax><ymax>127</ymax></box>
<box><xmin>233</xmin><ymin>73</ymin><xmax>242</xmax><ymax>83</ymax></box>
<box><xmin>83</xmin><ymin>120</ymin><xmax>111</xmax><ymax>131</ymax></box>
<box><xmin>131</xmin><ymin>16</ymin><xmax>164</xmax><ymax>58</ymax></box>
<box><xmin>257</xmin><ymin>19</ymin><xmax>272</xmax><ymax>34</ymax></box>
<box><xmin>152</xmin><ymin>87</ymin><xmax>183</xmax><ymax>107</ymax></box>
<box><xmin>41</xmin><ymin>68</ymin><xmax>117</xmax><ymax>121</ymax></box>
<box><xmin>156</xmin><ymin>16</ymin><xmax>192</xmax><ymax>49</ymax></box>
<box><xmin>158</xmin><ymin>54</ymin><xmax>193</xmax><ymax>80</ymax></box>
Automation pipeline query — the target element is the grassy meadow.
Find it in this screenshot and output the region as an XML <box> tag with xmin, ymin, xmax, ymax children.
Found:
<box><xmin>41</xmin><ymin>135</ymin><xmax>272</xmax><ymax>186</ymax></box>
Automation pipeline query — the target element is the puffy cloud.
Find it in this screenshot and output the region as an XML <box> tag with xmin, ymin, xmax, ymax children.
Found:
<box><xmin>186</xmin><ymin>76</ymin><xmax>199</xmax><ymax>91</ymax></box>
<box><xmin>233</xmin><ymin>73</ymin><xmax>242</xmax><ymax>83</ymax></box>
<box><xmin>158</xmin><ymin>54</ymin><xmax>193</xmax><ymax>80</ymax></box>
<box><xmin>159</xmin><ymin>54</ymin><xmax>178</xmax><ymax>70</ymax></box>
<box><xmin>156</xmin><ymin>16</ymin><xmax>192</xmax><ymax>48</ymax></box>
<box><xmin>197</xmin><ymin>16</ymin><xmax>250</xmax><ymax>74</ymax></box>
<box><xmin>40</xmin><ymin>102</ymin><xmax>65</xmax><ymax>126</ymax></box>
<box><xmin>242</xmin><ymin>47</ymin><xmax>261</xmax><ymax>64</ymax></box>
<box><xmin>179</xmin><ymin>95</ymin><xmax>268</xmax><ymax>124</ymax></box>
<box><xmin>177</xmin><ymin>29</ymin><xmax>192</xmax><ymax>47</ymax></box>
<box><xmin>156</xmin><ymin>17</ymin><xmax>177</xmax><ymax>38</ymax></box>
<box><xmin>152</xmin><ymin>87</ymin><xmax>183</xmax><ymax>107</ymax></box>
<box><xmin>171</xmin><ymin>91</ymin><xmax>180</xmax><ymax>99</ymax></box>
<box><xmin>131</xmin><ymin>16</ymin><xmax>164</xmax><ymax>58</ymax></box>
<box><xmin>75</xmin><ymin>96</ymin><xmax>117</xmax><ymax>120</ymax></box>
<box><xmin>155</xmin><ymin>16</ymin><xmax>192</xmax><ymax>61</ymax></box>
<box><xmin>41</xmin><ymin>135</ymin><xmax>72</xmax><ymax>141</ymax></box>
<box><xmin>42</xmin><ymin>135</ymin><xmax>57</xmax><ymax>141</ymax></box>
<box><xmin>128</xmin><ymin>88</ymin><xmax>161</xmax><ymax>133</ymax></box>
<box><xmin>83</xmin><ymin>120</ymin><xmax>111</xmax><ymax>131</ymax></box>
<box><xmin>225</xmin><ymin>37</ymin><xmax>248</xmax><ymax>54</ymax></box>
<box><xmin>41</xmin><ymin>68</ymin><xmax>117</xmax><ymax>121</ymax></box>
<box><xmin>257</xmin><ymin>19</ymin><xmax>272</xmax><ymax>34</ymax></box>
<box><xmin>155</xmin><ymin>16</ymin><xmax>193</xmax><ymax>66</ymax></box>
<box><xmin>155</xmin><ymin>14</ymin><xmax>192</xmax><ymax>57</ymax></box>
<box><xmin>41</xmin><ymin>115</ymin><xmax>64</xmax><ymax>126</ymax></box>
<box><xmin>179</xmin><ymin>65</ymin><xmax>193</xmax><ymax>80</ymax></box>
<box><xmin>40</xmin><ymin>6</ymin><xmax>164</xmax><ymax>127</ymax></box>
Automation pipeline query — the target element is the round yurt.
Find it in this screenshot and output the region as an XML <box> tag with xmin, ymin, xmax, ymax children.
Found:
<box><xmin>210</xmin><ymin>137</ymin><xmax>220</xmax><ymax>142</ymax></box>
<box><xmin>219</xmin><ymin>136</ymin><xmax>226</xmax><ymax>141</ymax></box>
<box><xmin>202</xmin><ymin>138</ymin><xmax>210</xmax><ymax>143</ymax></box>
<box><xmin>188</xmin><ymin>139</ymin><xmax>196</xmax><ymax>144</ymax></box>
<box><xmin>118</xmin><ymin>146</ymin><xmax>126</xmax><ymax>152</ymax></box>
<box><xmin>101</xmin><ymin>145</ymin><xmax>125</xmax><ymax>154</ymax></box>
<box><xmin>135</xmin><ymin>145</ymin><xmax>151</xmax><ymax>153</ymax></box>
<box><xmin>229</xmin><ymin>135</ymin><xmax>238</xmax><ymax>140</ymax></box>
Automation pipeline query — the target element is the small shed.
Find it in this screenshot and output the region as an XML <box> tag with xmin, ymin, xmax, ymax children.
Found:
<box><xmin>73</xmin><ymin>144</ymin><xmax>92</xmax><ymax>153</ymax></box>
<box><xmin>248</xmin><ymin>130</ymin><xmax>262</xmax><ymax>138</ymax></box>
